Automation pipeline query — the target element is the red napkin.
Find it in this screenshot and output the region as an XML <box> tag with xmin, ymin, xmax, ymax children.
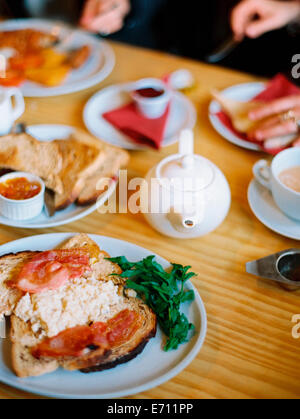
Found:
<box><xmin>103</xmin><ymin>102</ymin><xmax>170</xmax><ymax>149</ymax></box>
<box><xmin>214</xmin><ymin>74</ymin><xmax>300</xmax><ymax>155</ymax></box>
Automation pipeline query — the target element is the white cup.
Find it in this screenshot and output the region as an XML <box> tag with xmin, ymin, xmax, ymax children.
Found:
<box><xmin>253</xmin><ymin>148</ymin><xmax>300</xmax><ymax>221</ymax></box>
<box><xmin>131</xmin><ymin>78</ymin><xmax>171</xmax><ymax>119</ymax></box>
<box><xmin>0</xmin><ymin>87</ymin><xmax>25</xmax><ymax>136</ymax></box>
<box><xmin>0</xmin><ymin>172</ymin><xmax>45</xmax><ymax>220</ymax></box>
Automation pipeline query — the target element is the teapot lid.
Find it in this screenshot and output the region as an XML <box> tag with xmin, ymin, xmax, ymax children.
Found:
<box><xmin>157</xmin><ymin>130</ymin><xmax>214</xmax><ymax>192</ymax></box>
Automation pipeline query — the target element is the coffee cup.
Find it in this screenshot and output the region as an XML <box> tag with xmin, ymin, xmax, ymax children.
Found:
<box><xmin>0</xmin><ymin>87</ymin><xmax>25</xmax><ymax>136</ymax></box>
<box><xmin>253</xmin><ymin>148</ymin><xmax>300</xmax><ymax>221</ymax></box>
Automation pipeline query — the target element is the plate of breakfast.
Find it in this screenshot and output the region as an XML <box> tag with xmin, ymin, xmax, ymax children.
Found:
<box><xmin>209</xmin><ymin>75</ymin><xmax>300</xmax><ymax>154</ymax></box>
<box><xmin>0</xmin><ymin>19</ymin><xmax>115</xmax><ymax>97</ymax></box>
<box><xmin>209</xmin><ymin>82</ymin><xmax>265</xmax><ymax>151</ymax></box>
<box><xmin>83</xmin><ymin>82</ymin><xmax>197</xmax><ymax>150</ymax></box>
<box><xmin>0</xmin><ymin>233</ymin><xmax>207</xmax><ymax>399</ymax></box>
<box><xmin>0</xmin><ymin>124</ymin><xmax>129</xmax><ymax>229</ymax></box>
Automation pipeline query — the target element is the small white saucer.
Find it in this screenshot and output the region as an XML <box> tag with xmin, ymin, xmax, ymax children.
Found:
<box><xmin>248</xmin><ymin>179</ymin><xmax>300</xmax><ymax>240</ymax></box>
<box><xmin>83</xmin><ymin>83</ymin><xmax>197</xmax><ymax>150</ymax></box>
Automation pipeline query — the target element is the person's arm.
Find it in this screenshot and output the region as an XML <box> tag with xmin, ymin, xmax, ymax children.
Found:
<box><xmin>231</xmin><ymin>0</ymin><xmax>300</xmax><ymax>41</ymax></box>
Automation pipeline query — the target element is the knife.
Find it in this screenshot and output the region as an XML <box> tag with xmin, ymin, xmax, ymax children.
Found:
<box><xmin>44</xmin><ymin>189</ymin><xmax>56</xmax><ymax>218</ymax></box>
<box><xmin>206</xmin><ymin>36</ymin><xmax>240</xmax><ymax>64</ymax></box>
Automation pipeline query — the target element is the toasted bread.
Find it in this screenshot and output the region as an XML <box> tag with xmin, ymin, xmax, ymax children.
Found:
<box><xmin>0</xmin><ymin>29</ymin><xmax>58</xmax><ymax>53</ymax></box>
<box><xmin>0</xmin><ymin>251</ymin><xmax>40</xmax><ymax>318</ymax></box>
<box><xmin>10</xmin><ymin>315</ymin><xmax>59</xmax><ymax>378</ymax></box>
<box><xmin>53</xmin><ymin>132</ymin><xmax>106</xmax><ymax>210</ymax></box>
<box><xmin>77</xmin><ymin>147</ymin><xmax>129</xmax><ymax>206</ymax></box>
<box><xmin>10</xmin><ymin>297</ymin><xmax>156</xmax><ymax>378</ymax></box>
<box><xmin>0</xmin><ymin>130</ymin><xmax>129</xmax><ymax>212</ymax></box>
<box><xmin>0</xmin><ymin>133</ymin><xmax>63</xmax><ymax>194</ymax></box>
<box><xmin>4</xmin><ymin>234</ymin><xmax>156</xmax><ymax>378</ymax></box>
<box><xmin>80</xmin><ymin>299</ymin><xmax>157</xmax><ymax>374</ymax></box>
<box><xmin>60</xmin><ymin>234</ymin><xmax>124</xmax><ymax>285</ymax></box>
<box><xmin>211</xmin><ymin>90</ymin><xmax>266</xmax><ymax>133</ymax></box>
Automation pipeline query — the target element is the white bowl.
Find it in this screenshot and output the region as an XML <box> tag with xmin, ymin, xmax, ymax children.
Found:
<box><xmin>0</xmin><ymin>172</ymin><xmax>45</xmax><ymax>220</ymax></box>
<box><xmin>131</xmin><ymin>78</ymin><xmax>171</xmax><ymax>119</ymax></box>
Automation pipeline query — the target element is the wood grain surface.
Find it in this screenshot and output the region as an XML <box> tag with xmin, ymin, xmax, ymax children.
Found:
<box><xmin>0</xmin><ymin>41</ymin><xmax>299</xmax><ymax>400</ymax></box>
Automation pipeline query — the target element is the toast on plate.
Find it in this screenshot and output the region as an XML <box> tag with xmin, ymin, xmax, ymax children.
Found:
<box><xmin>53</xmin><ymin>132</ymin><xmax>106</xmax><ymax>211</ymax></box>
<box><xmin>211</xmin><ymin>90</ymin><xmax>266</xmax><ymax>133</ymax></box>
<box><xmin>0</xmin><ymin>234</ymin><xmax>156</xmax><ymax>378</ymax></box>
<box><xmin>0</xmin><ymin>251</ymin><xmax>40</xmax><ymax>318</ymax></box>
<box><xmin>0</xmin><ymin>130</ymin><xmax>129</xmax><ymax>212</ymax></box>
<box><xmin>77</xmin><ymin>147</ymin><xmax>129</xmax><ymax>206</ymax></box>
<box><xmin>0</xmin><ymin>133</ymin><xmax>63</xmax><ymax>194</ymax></box>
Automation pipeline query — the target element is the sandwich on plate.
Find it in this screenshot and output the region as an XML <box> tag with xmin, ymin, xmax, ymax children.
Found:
<box><xmin>0</xmin><ymin>234</ymin><xmax>156</xmax><ymax>378</ymax></box>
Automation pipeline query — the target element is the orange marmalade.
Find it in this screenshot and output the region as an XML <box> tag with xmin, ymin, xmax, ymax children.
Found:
<box><xmin>0</xmin><ymin>177</ymin><xmax>41</xmax><ymax>200</ymax></box>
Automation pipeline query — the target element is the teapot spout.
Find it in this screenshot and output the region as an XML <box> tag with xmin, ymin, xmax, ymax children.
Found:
<box><xmin>167</xmin><ymin>210</ymin><xmax>202</xmax><ymax>232</ymax></box>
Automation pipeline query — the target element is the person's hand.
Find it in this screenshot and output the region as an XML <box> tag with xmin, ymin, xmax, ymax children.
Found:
<box><xmin>80</xmin><ymin>0</ymin><xmax>130</xmax><ymax>34</ymax></box>
<box><xmin>249</xmin><ymin>95</ymin><xmax>300</xmax><ymax>145</ymax></box>
<box><xmin>231</xmin><ymin>0</ymin><xmax>300</xmax><ymax>41</ymax></box>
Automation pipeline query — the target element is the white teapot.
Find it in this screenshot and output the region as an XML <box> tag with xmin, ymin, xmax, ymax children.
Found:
<box><xmin>143</xmin><ymin>130</ymin><xmax>231</xmax><ymax>239</ymax></box>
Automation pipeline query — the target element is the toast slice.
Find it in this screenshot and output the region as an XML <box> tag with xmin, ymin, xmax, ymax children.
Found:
<box><xmin>0</xmin><ymin>133</ymin><xmax>63</xmax><ymax>194</ymax></box>
<box><xmin>60</xmin><ymin>234</ymin><xmax>124</xmax><ymax>285</ymax></box>
<box><xmin>53</xmin><ymin>132</ymin><xmax>106</xmax><ymax>210</ymax></box>
<box><xmin>10</xmin><ymin>297</ymin><xmax>156</xmax><ymax>378</ymax></box>
<box><xmin>77</xmin><ymin>147</ymin><xmax>129</xmax><ymax>206</ymax></box>
<box><xmin>211</xmin><ymin>90</ymin><xmax>266</xmax><ymax>133</ymax></box>
<box><xmin>10</xmin><ymin>315</ymin><xmax>59</xmax><ymax>378</ymax></box>
<box><xmin>80</xmin><ymin>299</ymin><xmax>157</xmax><ymax>374</ymax></box>
<box><xmin>0</xmin><ymin>251</ymin><xmax>40</xmax><ymax>318</ymax></box>
<box><xmin>8</xmin><ymin>234</ymin><xmax>156</xmax><ymax>378</ymax></box>
<box><xmin>0</xmin><ymin>234</ymin><xmax>102</xmax><ymax>318</ymax></box>
<box><xmin>0</xmin><ymin>234</ymin><xmax>123</xmax><ymax>320</ymax></box>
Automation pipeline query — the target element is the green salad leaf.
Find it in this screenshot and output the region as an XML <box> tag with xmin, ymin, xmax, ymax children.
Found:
<box><xmin>107</xmin><ymin>255</ymin><xmax>196</xmax><ymax>351</ymax></box>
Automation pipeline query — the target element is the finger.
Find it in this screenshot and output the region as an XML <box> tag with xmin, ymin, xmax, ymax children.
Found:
<box><xmin>231</xmin><ymin>0</ymin><xmax>260</xmax><ymax>40</ymax></box>
<box><xmin>87</xmin><ymin>11</ymin><xmax>124</xmax><ymax>33</ymax></box>
<box><xmin>246</xmin><ymin>16</ymin><xmax>285</xmax><ymax>38</ymax></box>
<box><xmin>253</xmin><ymin>120</ymin><xmax>297</xmax><ymax>141</ymax></box>
<box><xmin>80</xmin><ymin>0</ymin><xmax>98</xmax><ymax>25</ymax></box>
<box><xmin>253</xmin><ymin>114</ymin><xmax>282</xmax><ymax>131</ymax></box>
<box><xmin>95</xmin><ymin>0</ymin><xmax>120</xmax><ymax>15</ymax></box>
<box><xmin>264</xmin><ymin>135</ymin><xmax>296</xmax><ymax>151</ymax></box>
<box><xmin>249</xmin><ymin>96</ymin><xmax>300</xmax><ymax>121</ymax></box>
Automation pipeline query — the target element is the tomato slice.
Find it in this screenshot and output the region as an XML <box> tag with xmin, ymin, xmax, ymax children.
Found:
<box><xmin>9</xmin><ymin>249</ymin><xmax>91</xmax><ymax>294</ymax></box>
<box><xmin>32</xmin><ymin>326</ymin><xmax>93</xmax><ymax>359</ymax></box>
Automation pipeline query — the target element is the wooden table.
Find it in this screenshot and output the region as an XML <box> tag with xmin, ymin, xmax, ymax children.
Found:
<box><xmin>0</xmin><ymin>42</ymin><xmax>299</xmax><ymax>400</ymax></box>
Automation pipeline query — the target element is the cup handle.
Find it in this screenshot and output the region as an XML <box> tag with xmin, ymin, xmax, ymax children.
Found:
<box><xmin>7</xmin><ymin>88</ymin><xmax>25</xmax><ymax>122</ymax></box>
<box><xmin>253</xmin><ymin>160</ymin><xmax>271</xmax><ymax>190</ymax></box>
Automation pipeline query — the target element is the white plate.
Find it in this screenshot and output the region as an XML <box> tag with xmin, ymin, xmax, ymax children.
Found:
<box><xmin>209</xmin><ymin>82</ymin><xmax>265</xmax><ymax>151</ymax></box>
<box><xmin>84</xmin><ymin>83</ymin><xmax>197</xmax><ymax>150</ymax></box>
<box><xmin>0</xmin><ymin>19</ymin><xmax>115</xmax><ymax>97</ymax></box>
<box><xmin>248</xmin><ymin>179</ymin><xmax>300</xmax><ymax>240</ymax></box>
<box><xmin>0</xmin><ymin>125</ymin><xmax>116</xmax><ymax>229</ymax></box>
<box><xmin>0</xmin><ymin>233</ymin><xmax>207</xmax><ymax>399</ymax></box>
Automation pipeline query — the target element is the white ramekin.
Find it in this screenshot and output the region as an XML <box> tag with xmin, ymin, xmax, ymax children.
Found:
<box><xmin>131</xmin><ymin>78</ymin><xmax>171</xmax><ymax>119</ymax></box>
<box><xmin>0</xmin><ymin>172</ymin><xmax>45</xmax><ymax>220</ymax></box>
